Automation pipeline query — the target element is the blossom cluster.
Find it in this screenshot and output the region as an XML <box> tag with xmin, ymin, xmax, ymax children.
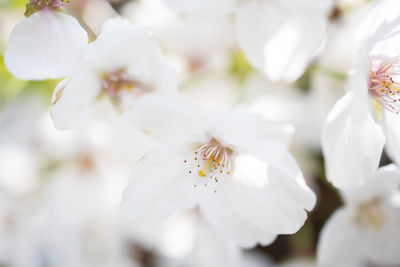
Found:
<box><xmin>1</xmin><ymin>0</ymin><xmax>400</xmax><ymax>266</ymax></box>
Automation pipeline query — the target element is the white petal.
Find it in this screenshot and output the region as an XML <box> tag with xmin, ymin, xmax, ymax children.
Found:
<box><xmin>5</xmin><ymin>10</ymin><xmax>87</xmax><ymax>80</ymax></box>
<box><xmin>268</xmin><ymin>153</ymin><xmax>316</xmax><ymax>211</ymax></box>
<box><xmin>341</xmin><ymin>164</ymin><xmax>400</xmax><ymax>203</ymax></box>
<box><xmin>121</xmin><ymin>93</ymin><xmax>208</xmax><ymax>147</ymax></box>
<box><xmin>362</xmin><ymin>13</ymin><xmax>400</xmax><ymax>58</ymax></box>
<box><xmin>199</xmin><ymin>157</ymin><xmax>313</xmax><ymax>247</ymax></box>
<box><xmin>233</xmin><ymin>154</ymin><xmax>268</xmax><ymax>189</ymax></box>
<box><xmin>223</xmin><ymin>181</ymin><xmax>309</xmax><ymax>234</ymax></box>
<box><xmin>163</xmin><ymin>0</ymin><xmax>236</xmax><ymax>14</ymax></box>
<box><xmin>121</xmin><ymin>147</ymin><xmax>196</xmax><ymax>225</ymax></box>
<box><xmin>210</xmin><ymin>110</ymin><xmax>293</xmax><ymax>162</ymax></box>
<box><xmin>88</xmin><ymin>18</ymin><xmax>178</xmax><ymax>93</ymax></box>
<box><xmin>235</xmin><ymin>1</ymin><xmax>326</xmax><ymax>82</ymax></box>
<box><xmin>199</xmin><ymin>193</ymin><xmax>277</xmax><ymax>248</ymax></box>
<box><xmin>369</xmin><ymin>209</ymin><xmax>400</xmax><ymax>265</ymax></box>
<box><xmin>321</xmin><ymin>92</ymin><xmax>385</xmax><ymax>189</ymax></box>
<box><xmin>317</xmin><ymin>208</ymin><xmax>369</xmax><ymax>267</ymax></box>
<box><xmin>50</xmin><ymin>68</ymin><xmax>101</xmax><ymax>130</ymax></box>
<box><xmin>187</xmin><ymin>220</ymin><xmax>241</xmax><ymax>267</ymax></box>
<box><xmin>101</xmin><ymin>16</ymin><xmax>149</xmax><ymax>35</ymax></box>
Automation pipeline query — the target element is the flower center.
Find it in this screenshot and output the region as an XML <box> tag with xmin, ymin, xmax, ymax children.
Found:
<box><xmin>184</xmin><ymin>139</ymin><xmax>233</xmax><ymax>192</ymax></box>
<box><xmin>368</xmin><ymin>58</ymin><xmax>400</xmax><ymax>114</ymax></box>
<box><xmin>101</xmin><ymin>70</ymin><xmax>135</xmax><ymax>101</ymax></box>
<box><xmin>355</xmin><ymin>197</ymin><xmax>388</xmax><ymax>231</ymax></box>
<box><xmin>29</xmin><ymin>0</ymin><xmax>69</xmax><ymax>8</ymax></box>
<box><xmin>25</xmin><ymin>0</ymin><xmax>69</xmax><ymax>16</ymax></box>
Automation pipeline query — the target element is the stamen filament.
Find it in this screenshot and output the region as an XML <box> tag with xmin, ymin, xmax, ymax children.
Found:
<box><xmin>198</xmin><ymin>158</ymin><xmax>212</xmax><ymax>177</ymax></box>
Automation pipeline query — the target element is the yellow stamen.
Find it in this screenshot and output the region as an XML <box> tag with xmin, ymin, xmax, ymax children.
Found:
<box><xmin>198</xmin><ymin>158</ymin><xmax>212</xmax><ymax>177</ymax></box>
<box><xmin>373</xmin><ymin>99</ymin><xmax>382</xmax><ymax>118</ymax></box>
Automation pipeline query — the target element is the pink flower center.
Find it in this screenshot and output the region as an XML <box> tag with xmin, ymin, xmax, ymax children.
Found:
<box><xmin>355</xmin><ymin>197</ymin><xmax>388</xmax><ymax>231</ymax></box>
<box><xmin>101</xmin><ymin>69</ymin><xmax>150</xmax><ymax>101</ymax></box>
<box><xmin>29</xmin><ymin>0</ymin><xmax>69</xmax><ymax>8</ymax></box>
<box><xmin>368</xmin><ymin>58</ymin><xmax>400</xmax><ymax>114</ymax></box>
<box><xmin>184</xmin><ymin>139</ymin><xmax>232</xmax><ymax>192</ymax></box>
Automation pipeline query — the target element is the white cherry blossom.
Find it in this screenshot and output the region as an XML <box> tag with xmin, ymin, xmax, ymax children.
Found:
<box><xmin>50</xmin><ymin>17</ymin><xmax>178</xmax><ymax>130</ymax></box>
<box><xmin>120</xmin><ymin>93</ymin><xmax>316</xmax><ymax>248</ymax></box>
<box><xmin>163</xmin><ymin>0</ymin><xmax>333</xmax><ymax>82</ymax></box>
<box><xmin>317</xmin><ymin>164</ymin><xmax>400</xmax><ymax>267</ymax></box>
<box><xmin>322</xmin><ymin>16</ymin><xmax>400</xmax><ymax>189</ymax></box>
<box><xmin>4</xmin><ymin>0</ymin><xmax>88</xmax><ymax>80</ymax></box>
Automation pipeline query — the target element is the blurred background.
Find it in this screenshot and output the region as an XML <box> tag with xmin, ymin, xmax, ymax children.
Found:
<box><xmin>0</xmin><ymin>0</ymin><xmax>393</xmax><ymax>266</ymax></box>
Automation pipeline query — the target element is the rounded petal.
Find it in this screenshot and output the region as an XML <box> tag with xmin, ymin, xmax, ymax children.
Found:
<box><xmin>121</xmin><ymin>147</ymin><xmax>196</xmax><ymax>224</ymax></box>
<box><xmin>120</xmin><ymin>93</ymin><xmax>208</xmax><ymax>147</ymax></box>
<box><xmin>204</xmin><ymin>178</ymin><xmax>308</xmax><ymax>240</ymax></box>
<box><xmin>199</xmin><ymin>154</ymin><xmax>314</xmax><ymax>248</ymax></box>
<box><xmin>187</xmin><ymin>220</ymin><xmax>241</xmax><ymax>267</ymax></box>
<box><xmin>233</xmin><ymin>154</ymin><xmax>268</xmax><ymax>189</ymax></box>
<box><xmin>369</xmin><ymin>210</ymin><xmax>400</xmax><ymax>266</ymax></box>
<box><xmin>50</xmin><ymin>68</ymin><xmax>101</xmax><ymax>130</ymax></box>
<box><xmin>199</xmin><ymin>192</ymin><xmax>277</xmax><ymax>248</ymax></box>
<box><xmin>321</xmin><ymin>92</ymin><xmax>385</xmax><ymax>189</ymax></box>
<box><xmin>235</xmin><ymin>1</ymin><xmax>326</xmax><ymax>82</ymax></box>
<box><xmin>268</xmin><ymin>153</ymin><xmax>316</xmax><ymax>211</ymax></box>
<box><xmin>210</xmin><ymin>110</ymin><xmax>294</xmax><ymax>163</ymax></box>
<box><xmin>317</xmin><ymin>208</ymin><xmax>369</xmax><ymax>267</ymax></box>
<box><xmin>341</xmin><ymin>164</ymin><xmax>400</xmax><ymax>203</ymax></box>
<box><xmin>5</xmin><ymin>10</ymin><xmax>87</xmax><ymax>80</ymax></box>
<box><xmin>88</xmin><ymin>17</ymin><xmax>178</xmax><ymax>93</ymax></box>
<box><xmin>362</xmin><ymin>12</ymin><xmax>400</xmax><ymax>58</ymax></box>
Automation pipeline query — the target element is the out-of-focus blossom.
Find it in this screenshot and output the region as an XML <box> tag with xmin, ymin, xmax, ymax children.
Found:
<box><xmin>320</xmin><ymin>0</ymin><xmax>400</xmax><ymax>75</ymax></box>
<box><xmin>240</xmin><ymin>74</ymin><xmax>320</xmax><ymax>148</ymax></box>
<box><xmin>122</xmin><ymin>0</ymin><xmax>235</xmax><ymax>83</ymax></box>
<box><xmin>123</xmin><ymin>211</ymin><xmax>241</xmax><ymax>267</ymax></box>
<box><xmin>80</xmin><ymin>0</ymin><xmax>117</xmax><ymax>35</ymax></box>
<box><xmin>0</xmin><ymin>9</ymin><xmax>23</xmax><ymax>52</ymax></box>
<box><xmin>162</xmin><ymin>0</ymin><xmax>333</xmax><ymax>82</ymax></box>
<box><xmin>317</xmin><ymin>164</ymin><xmax>400</xmax><ymax>267</ymax></box>
<box><xmin>180</xmin><ymin>73</ymin><xmax>238</xmax><ymax>110</ymax></box>
<box><xmin>0</xmin><ymin>99</ymin><xmax>44</xmax><ymax>195</ymax></box>
<box><xmin>38</xmin><ymin>168</ymin><xmax>137</xmax><ymax>267</ymax></box>
<box><xmin>4</xmin><ymin>0</ymin><xmax>88</xmax><ymax>80</ymax></box>
<box><xmin>321</xmin><ymin>16</ymin><xmax>400</xmax><ymax>189</ymax></box>
<box><xmin>121</xmin><ymin>93</ymin><xmax>315</xmax><ymax>248</ymax></box>
<box><xmin>235</xmin><ymin>0</ymin><xmax>332</xmax><ymax>82</ymax></box>
<box><xmin>163</xmin><ymin>0</ymin><xmax>236</xmax><ymax>14</ymax></box>
<box><xmin>50</xmin><ymin>17</ymin><xmax>177</xmax><ymax>130</ymax></box>
<box><xmin>0</xmin><ymin>96</ymin><xmax>147</xmax><ymax>267</ymax></box>
<box><xmin>0</xmin><ymin>190</ymin><xmax>40</xmax><ymax>267</ymax></box>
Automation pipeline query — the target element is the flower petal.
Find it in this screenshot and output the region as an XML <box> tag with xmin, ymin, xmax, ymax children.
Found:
<box><xmin>5</xmin><ymin>10</ymin><xmax>87</xmax><ymax>80</ymax></box>
<box><xmin>121</xmin><ymin>93</ymin><xmax>208</xmax><ymax>147</ymax></box>
<box><xmin>235</xmin><ymin>0</ymin><xmax>326</xmax><ymax>82</ymax></box>
<box><xmin>88</xmin><ymin>17</ymin><xmax>178</xmax><ymax>93</ymax></box>
<box><xmin>121</xmin><ymin>147</ymin><xmax>196</xmax><ymax>225</ymax></box>
<box><xmin>199</xmin><ymin>154</ymin><xmax>313</xmax><ymax>248</ymax></box>
<box><xmin>341</xmin><ymin>164</ymin><xmax>400</xmax><ymax>203</ymax></box>
<box><xmin>368</xmin><ymin>209</ymin><xmax>400</xmax><ymax>266</ymax></box>
<box><xmin>317</xmin><ymin>208</ymin><xmax>369</xmax><ymax>267</ymax></box>
<box><xmin>199</xmin><ymin>192</ymin><xmax>277</xmax><ymax>248</ymax></box>
<box><xmin>268</xmin><ymin>152</ymin><xmax>316</xmax><ymax>211</ymax></box>
<box><xmin>321</xmin><ymin>92</ymin><xmax>385</xmax><ymax>189</ymax></box>
<box><xmin>210</xmin><ymin>110</ymin><xmax>293</xmax><ymax>163</ymax></box>
<box><xmin>163</xmin><ymin>0</ymin><xmax>236</xmax><ymax>14</ymax></box>
<box><xmin>50</xmin><ymin>68</ymin><xmax>101</xmax><ymax>130</ymax></box>
<box><xmin>187</xmin><ymin>220</ymin><xmax>241</xmax><ymax>267</ymax></box>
